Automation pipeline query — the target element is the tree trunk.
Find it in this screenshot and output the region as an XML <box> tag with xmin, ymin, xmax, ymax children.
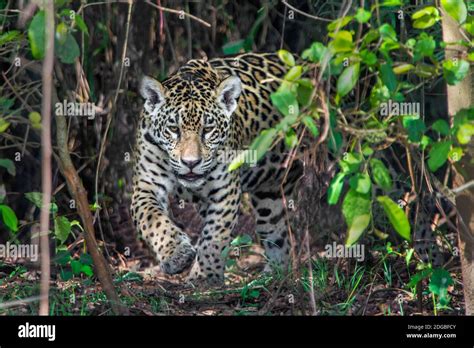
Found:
<box><xmin>441</xmin><ymin>12</ymin><xmax>474</xmax><ymax>315</ymax></box>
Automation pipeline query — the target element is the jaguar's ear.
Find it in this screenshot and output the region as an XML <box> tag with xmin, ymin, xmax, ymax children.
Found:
<box><xmin>140</xmin><ymin>76</ymin><xmax>166</xmax><ymax>113</ymax></box>
<box><xmin>216</xmin><ymin>75</ymin><xmax>242</xmax><ymax>116</ymax></box>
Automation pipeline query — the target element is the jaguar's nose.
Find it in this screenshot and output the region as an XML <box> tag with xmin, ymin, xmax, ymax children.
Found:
<box><xmin>181</xmin><ymin>157</ymin><xmax>202</xmax><ymax>170</ymax></box>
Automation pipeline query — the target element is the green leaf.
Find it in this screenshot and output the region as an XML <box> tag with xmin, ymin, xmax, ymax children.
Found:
<box><xmin>342</xmin><ymin>189</ymin><xmax>371</xmax><ymax>245</ymax></box>
<box><xmin>327</xmin><ymin>172</ymin><xmax>346</xmax><ymax>205</ymax></box>
<box><xmin>340</xmin><ymin>152</ymin><xmax>362</xmax><ymax>174</ymax></box>
<box><xmin>428</xmin><ymin>141</ymin><xmax>452</xmax><ymax>172</ymax></box>
<box><xmin>228</xmin><ymin>149</ymin><xmax>251</xmax><ymax>172</ymax></box>
<box><xmin>301</xmin><ymin>42</ymin><xmax>329</xmax><ymax>63</ymax></box>
<box><xmin>432</xmin><ymin>119</ymin><xmax>450</xmax><ymax>135</ymax></box>
<box><xmin>429</xmin><ymin>268</ymin><xmax>454</xmax><ymax>307</ymax></box>
<box><xmin>249</xmin><ymin>128</ymin><xmax>278</xmax><ymax>162</ymax></box>
<box><xmin>360</xmin><ymin>49</ymin><xmax>377</xmax><ymax>66</ymax></box>
<box><xmin>231</xmin><ymin>234</ymin><xmax>253</xmax><ymax>246</ymax></box>
<box><xmin>463</xmin><ymin>15</ymin><xmax>474</xmax><ymax>35</ymax></box>
<box><xmin>270</xmin><ymin>89</ymin><xmax>299</xmax><ymax>117</ymax></box>
<box><xmin>362</xmin><ymin>144</ymin><xmax>374</xmax><ymax>157</ymax></box>
<box><xmin>54</xmin><ymin>216</ymin><xmax>72</xmax><ymax>244</ymax></box>
<box><xmin>393</xmin><ymin>63</ymin><xmax>415</xmax><ymax>75</ymax></box>
<box><xmin>327</xmin><ymin>16</ymin><xmax>353</xmax><ymax>31</ymax></box>
<box><xmin>25</xmin><ymin>192</ymin><xmax>58</xmax><ymax>213</ymax></box>
<box><xmin>468</xmin><ymin>51</ymin><xmax>474</xmax><ymax>62</ymax></box>
<box><xmin>29</xmin><ymin>111</ymin><xmax>42</xmax><ymax>130</ymax></box>
<box><xmin>277</xmin><ymin>49</ymin><xmax>295</xmax><ymax>67</ymax></box>
<box><xmin>380</xmin><ymin>0</ymin><xmax>402</xmax><ymax>6</ymax></box>
<box><xmin>347</xmin><ymin>214</ymin><xmax>371</xmax><ymax>245</ymax></box>
<box><xmin>441</xmin><ymin>0</ymin><xmax>467</xmax><ymax>24</ymax></box>
<box><xmin>302</xmin><ymin>116</ymin><xmax>319</xmax><ymax>137</ymax></box>
<box><xmin>0</xmin><ymin>204</ymin><xmax>18</xmax><ymax>232</ymax></box>
<box><xmin>361</xmin><ymin>29</ymin><xmax>380</xmax><ymax>47</ymax></box>
<box><xmin>0</xmin><ymin>158</ymin><xmax>16</xmax><ymax>176</ymax></box>
<box><xmin>284</xmin><ymin>65</ymin><xmax>303</xmax><ymax>81</ymax></box>
<box><xmin>0</xmin><ymin>30</ymin><xmax>22</xmax><ymax>45</ymax></box>
<box><xmin>60</xmin><ymin>269</ymin><xmax>73</xmax><ymax>281</ymax></box>
<box><xmin>71</xmin><ymin>260</ymin><xmax>82</xmax><ymax>275</ymax></box>
<box><xmin>0</xmin><ymin>97</ymin><xmax>14</xmax><ymax>112</ymax></box>
<box><xmin>443</xmin><ymin>59</ymin><xmax>469</xmax><ymax>85</ymax></box>
<box><xmin>55</xmin><ymin>22</ymin><xmax>68</xmax><ymax>45</ymax></box>
<box><xmin>421</xmin><ymin>135</ymin><xmax>432</xmax><ymax>150</ymax></box>
<box><xmin>81</xmin><ymin>264</ymin><xmax>93</xmax><ymax>277</ymax></box>
<box><xmin>296</xmin><ymin>79</ymin><xmax>314</xmax><ymax>107</ymax></box>
<box><xmin>448</xmin><ymin>147</ymin><xmax>463</xmax><ymax>162</ymax></box>
<box><xmin>25</xmin><ymin>192</ymin><xmax>43</xmax><ymax>208</ymax></box>
<box><xmin>54</xmin><ymin>250</ymin><xmax>71</xmax><ymax>266</ymax></box>
<box><xmin>456</xmin><ymin>123</ymin><xmax>474</xmax><ymax>144</ymax></box>
<box><xmin>414</xmin><ymin>63</ymin><xmax>437</xmax><ymax>78</ymax></box>
<box><xmin>413</xmin><ymin>33</ymin><xmax>436</xmax><ymax>62</ymax></box>
<box><xmin>411</xmin><ymin>6</ymin><xmax>440</xmax><ymax>29</ymax></box>
<box><xmin>349</xmin><ymin>173</ymin><xmax>372</xmax><ymax>194</ymax></box>
<box><xmin>74</xmin><ymin>14</ymin><xmax>89</xmax><ymax>35</ymax></box>
<box><xmin>56</xmin><ymin>33</ymin><xmax>80</xmax><ymax>64</ymax></box>
<box><xmin>402</xmin><ymin>115</ymin><xmax>426</xmax><ymax>143</ymax></box>
<box><xmin>369</xmin><ymin>159</ymin><xmax>392</xmax><ymax>190</ymax></box>
<box><xmin>329</xmin><ymin>31</ymin><xmax>353</xmax><ymax>53</ymax></box>
<box><xmin>408</xmin><ymin>268</ymin><xmax>433</xmax><ymax>288</ymax></box>
<box><xmin>0</xmin><ymin>118</ymin><xmax>11</xmax><ymax>133</ymax></box>
<box><xmin>284</xmin><ymin>128</ymin><xmax>298</xmax><ymax>148</ymax></box>
<box><xmin>376</xmin><ymin>196</ymin><xmax>411</xmax><ymax>241</ymax></box>
<box><xmin>337</xmin><ymin>63</ymin><xmax>360</xmax><ymax>98</ymax></box>
<box><xmin>380</xmin><ymin>63</ymin><xmax>397</xmax><ymax>92</ymax></box>
<box><xmin>28</xmin><ymin>11</ymin><xmax>45</xmax><ymax>59</ymax></box>
<box><xmin>355</xmin><ymin>8</ymin><xmax>371</xmax><ymax>23</ymax></box>
<box><xmin>379</xmin><ymin>23</ymin><xmax>398</xmax><ymax>42</ymax></box>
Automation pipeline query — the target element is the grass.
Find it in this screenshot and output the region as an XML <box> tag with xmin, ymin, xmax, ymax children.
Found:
<box><xmin>0</xmin><ymin>240</ymin><xmax>464</xmax><ymax>316</ymax></box>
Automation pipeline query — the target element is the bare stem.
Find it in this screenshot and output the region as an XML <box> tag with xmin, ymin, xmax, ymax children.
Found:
<box><xmin>39</xmin><ymin>0</ymin><xmax>55</xmax><ymax>316</ymax></box>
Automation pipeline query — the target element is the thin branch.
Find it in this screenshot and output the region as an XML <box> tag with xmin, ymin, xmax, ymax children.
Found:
<box><xmin>39</xmin><ymin>0</ymin><xmax>55</xmax><ymax>316</ymax></box>
<box><xmin>281</xmin><ymin>0</ymin><xmax>332</xmax><ymax>22</ymax></box>
<box><xmin>452</xmin><ymin>180</ymin><xmax>474</xmax><ymax>195</ymax></box>
<box><xmin>145</xmin><ymin>0</ymin><xmax>211</xmax><ymax>28</ymax></box>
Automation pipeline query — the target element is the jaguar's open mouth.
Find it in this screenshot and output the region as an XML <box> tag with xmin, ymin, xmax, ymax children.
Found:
<box><xmin>177</xmin><ymin>172</ymin><xmax>205</xmax><ymax>182</ymax></box>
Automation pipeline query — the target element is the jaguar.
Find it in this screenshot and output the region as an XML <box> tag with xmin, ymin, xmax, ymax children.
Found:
<box><xmin>131</xmin><ymin>53</ymin><xmax>301</xmax><ymax>285</ymax></box>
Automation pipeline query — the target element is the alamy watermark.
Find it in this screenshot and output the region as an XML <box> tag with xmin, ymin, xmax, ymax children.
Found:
<box><xmin>216</xmin><ymin>147</ymin><xmax>258</xmax><ymax>167</ymax></box>
<box><xmin>55</xmin><ymin>100</ymin><xmax>95</xmax><ymax>120</ymax></box>
<box><xmin>380</xmin><ymin>99</ymin><xmax>420</xmax><ymax>117</ymax></box>
<box><xmin>0</xmin><ymin>242</ymin><xmax>38</xmax><ymax>262</ymax></box>
<box><xmin>324</xmin><ymin>242</ymin><xmax>365</xmax><ymax>262</ymax></box>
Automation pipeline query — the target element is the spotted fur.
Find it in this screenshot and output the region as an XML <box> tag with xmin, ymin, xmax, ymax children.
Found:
<box><xmin>132</xmin><ymin>53</ymin><xmax>300</xmax><ymax>285</ymax></box>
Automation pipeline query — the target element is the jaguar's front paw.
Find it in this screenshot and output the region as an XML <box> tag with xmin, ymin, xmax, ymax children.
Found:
<box><xmin>160</xmin><ymin>236</ymin><xmax>196</xmax><ymax>275</ymax></box>
<box><xmin>186</xmin><ymin>262</ymin><xmax>224</xmax><ymax>287</ymax></box>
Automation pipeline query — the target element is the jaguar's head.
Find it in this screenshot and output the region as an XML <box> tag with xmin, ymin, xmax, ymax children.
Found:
<box><xmin>139</xmin><ymin>60</ymin><xmax>242</xmax><ymax>188</ymax></box>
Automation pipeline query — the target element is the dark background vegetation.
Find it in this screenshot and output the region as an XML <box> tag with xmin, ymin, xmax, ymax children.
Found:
<box><xmin>0</xmin><ymin>0</ymin><xmax>472</xmax><ymax>316</ymax></box>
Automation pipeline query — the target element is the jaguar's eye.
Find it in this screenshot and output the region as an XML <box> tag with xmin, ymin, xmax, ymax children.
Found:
<box><xmin>168</xmin><ymin>126</ymin><xmax>179</xmax><ymax>134</ymax></box>
<box><xmin>203</xmin><ymin>126</ymin><xmax>214</xmax><ymax>135</ymax></box>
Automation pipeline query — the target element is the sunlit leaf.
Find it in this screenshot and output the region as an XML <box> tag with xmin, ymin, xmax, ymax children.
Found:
<box><xmin>370</xmin><ymin>159</ymin><xmax>392</xmax><ymax>190</ymax></box>
<box><xmin>277</xmin><ymin>49</ymin><xmax>295</xmax><ymax>66</ymax></box>
<box><xmin>441</xmin><ymin>0</ymin><xmax>467</xmax><ymax>24</ymax></box>
<box><xmin>327</xmin><ymin>172</ymin><xmax>345</xmax><ymax>205</ymax></box>
<box><xmin>28</xmin><ymin>11</ymin><xmax>45</xmax><ymax>59</ymax></box>
<box><xmin>0</xmin><ymin>204</ymin><xmax>18</xmax><ymax>232</ymax></box>
<box><xmin>337</xmin><ymin>63</ymin><xmax>360</xmax><ymax>98</ymax></box>
<box><xmin>377</xmin><ymin>196</ymin><xmax>411</xmax><ymax>241</ymax></box>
